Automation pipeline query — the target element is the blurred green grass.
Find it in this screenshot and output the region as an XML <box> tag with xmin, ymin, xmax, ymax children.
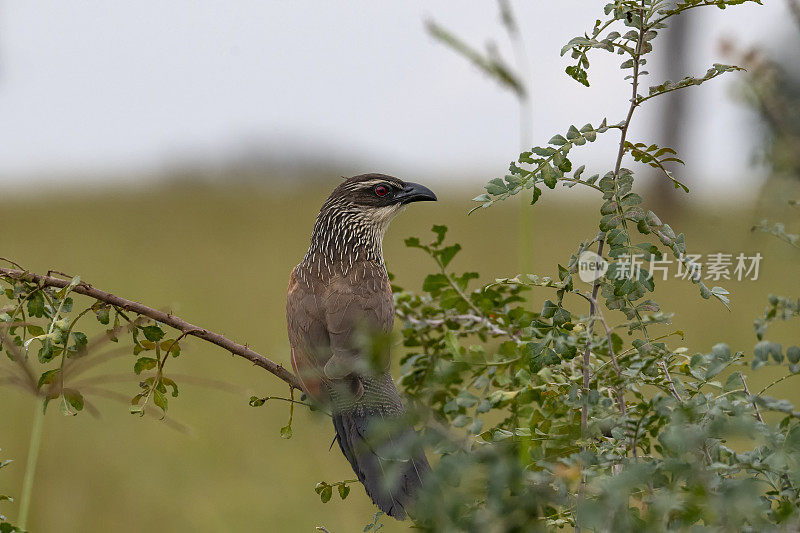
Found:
<box><xmin>1</xmin><ymin>182</ymin><xmax>798</xmax><ymax>532</ymax></box>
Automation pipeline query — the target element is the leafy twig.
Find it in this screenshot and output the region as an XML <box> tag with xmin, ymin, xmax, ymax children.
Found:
<box><xmin>0</xmin><ymin>267</ymin><xmax>302</xmax><ymax>390</ymax></box>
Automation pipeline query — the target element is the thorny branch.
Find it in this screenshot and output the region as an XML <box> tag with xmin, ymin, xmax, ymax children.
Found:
<box><xmin>580</xmin><ymin>0</ymin><xmax>646</xmax><ymax>442</ymax></box>
<box><xmin>577</xmin><ymin>2</ymin><xmax>645</xmax><ymax>530</ymax></box>
<box><xmin>0</xmin><ymin>266</ymin><xmax>303</xmax><ymax>391</ymax></box>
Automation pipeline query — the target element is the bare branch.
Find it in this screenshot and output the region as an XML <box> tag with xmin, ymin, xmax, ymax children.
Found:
<box><xmin>0</xmin><ymin>267</ymin><xmax>302</xmax><ymax>390</ymax></box>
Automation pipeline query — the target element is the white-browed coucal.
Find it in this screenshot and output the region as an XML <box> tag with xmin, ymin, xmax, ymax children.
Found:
<box><xmin>286</xmin><ymin>174</ymin><xmax>436</xmax><ymax>519</ymax></box>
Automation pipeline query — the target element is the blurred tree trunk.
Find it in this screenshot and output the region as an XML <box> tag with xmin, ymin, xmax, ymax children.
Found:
<box><xmin>651</xmin><ymin>10</ymin><xmax>691</xmax><ymax>214</ymax></box>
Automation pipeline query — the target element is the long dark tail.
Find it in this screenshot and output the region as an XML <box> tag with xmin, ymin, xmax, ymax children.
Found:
<box><xmin>332</xmin><ymin>409</ymin><xmax>430</xmax><ymax>520</ymax></box>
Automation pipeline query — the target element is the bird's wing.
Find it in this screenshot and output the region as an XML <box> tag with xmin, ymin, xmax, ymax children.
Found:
<box><xmin>322</xmin><ymin>263</ymin><xmax>394</xmax><ymax>382</ymax></box>
<box><xmin>286</xmin><ymin>268</ymin><xmax>330</xmax><ymax>400</ymax></box>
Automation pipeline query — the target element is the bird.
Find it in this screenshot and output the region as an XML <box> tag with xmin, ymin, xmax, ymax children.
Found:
<box><xmin>286</xmin><ymin>173</ymin><xmax>436</xmax><ymax>520</ymax></box>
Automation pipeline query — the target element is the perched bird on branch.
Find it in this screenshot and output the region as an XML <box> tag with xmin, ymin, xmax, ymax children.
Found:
<box><xmin>286</xmin><ymin>174</ymin><xmax>436</xmax><ymax>519</ymax></box>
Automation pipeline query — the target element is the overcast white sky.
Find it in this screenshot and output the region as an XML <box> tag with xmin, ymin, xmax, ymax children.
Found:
<box><xmin>0</xmin><ymin>1</ymin><xmax>789</xmax><ymax>194</ymax></box>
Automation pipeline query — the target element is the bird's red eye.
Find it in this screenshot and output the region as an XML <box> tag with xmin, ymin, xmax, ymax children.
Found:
<box><xmin>374</xmin><ymin>185</ymin><xmax>388</xmax><ymax>197</ymax></box>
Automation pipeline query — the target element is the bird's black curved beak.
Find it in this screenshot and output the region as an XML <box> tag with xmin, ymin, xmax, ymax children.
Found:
<box><xmin>395</xmin><ymin>182</ymin><xmax>437</xmax><ymax>205</ymax></box>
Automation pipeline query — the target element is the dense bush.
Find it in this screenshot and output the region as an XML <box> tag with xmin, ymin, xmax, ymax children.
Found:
<box><xmin>384</xmin><ymin>0</ymin><xmax>800</xmax><ymax>530</ymax></box>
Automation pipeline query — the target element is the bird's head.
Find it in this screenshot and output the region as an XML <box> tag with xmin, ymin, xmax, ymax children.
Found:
<box><xmin>321</xmin><ymin>173</ymin><xmax>437</xmax><ymax>230</ymax></box>
<box><xmin>304</xmin><ymin>174</ymin><xmax>436</xmax><ymax>271</ymax></box>
<box><xmin>329</xmin><ymin>173</ymin><xmax>436</xmax><ymax>211</ymax></box>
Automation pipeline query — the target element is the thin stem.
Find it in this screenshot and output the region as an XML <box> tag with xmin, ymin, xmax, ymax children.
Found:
<box><xmin>659</xmin><ymin>361</ymin><xmax>682</xmax><ymax>401</ymax></box>
<box><xmin>579</xmin><ymin>0</ymin><xmax>647</xmax><ymax>412</ymax></box>
<box><xmin>739</xmin><ymin>372</ymin><xmax>764</xmax><ymax>423</ymax></box>
<box><xmin>58</xmin><ymin>307</ymin><xmax>93</xmax><ymax>414</ymax></box>
<box><xmin>439</xmin><ymin>263</ymin><xmax>522</xmax><ymax>343</ymax></box>
<box><xmin>758</xmin><ymin>372</ymin><xmax>799</xmax><ymax>397</ymax></box>
<box><xmin>0</xmin><ymin>257</ymin><xmax>24</xmax><ymax>270</ymax></box>
<box><xmin>607</xmin><ymin>330</ymin><xmax>684</xmax><ymax>361</ymax></box>
<box><xmin>577</xmin><ymin>4</ymin><xmax>646</xmax><ymax>530</ymax></box>
<box><xmin>253</xmin><ymin>395</ymin><xmax>326</xmax><ymax>415</ymax></box>
<box><xmin>18</xmin><ymin>396</ymin><xmax>46</xmax><ymax>530</ymax></box>
<box><xmin>404</xmin><ymin>313</ymin><xmax>514</xmax><ymax>338</ymax></box>
<box><xmin>586</xmin><ymin>293</ymin><xmax>627</xmax><ymax>416</ymax></box>
<box><xmin>558</xmin><ymin>177</ymin><xmax>604</xmax><ymax>193</ymax></box>
<box><xmin>581</xmin><ymin>238</ymin><xmax>606</xmax><ymax>436</ymax></box>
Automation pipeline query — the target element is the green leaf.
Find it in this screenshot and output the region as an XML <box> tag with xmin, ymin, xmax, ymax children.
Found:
<box><xmin>422</xmin><ymin>273</ymin><xmax>449</xmax><ymax>293</ymax></box>
<box><xmin>404</xmin><ymin>236</ymin><xmax>423</xmax><ymax>250</ymax></box>
<box><xmin>541</xmin><ymin>300</ymin><xmax>557</xmax><ymax>319</ymax></box>
<box><xmin>63</xmin><ymin>388</ymin><xmax>84</xmax><ymax>414</ymax></box>
<box><xmin>160</xmin><ymin>340</ymin><xmax>181</xmax><ymax>358</ymax></box>
<box><xmin>452</xmin><ymin>414</ymin><xmax>472</xmax><ymax>427</ymax></box>
<box><xmin>153</xmin><ymin>389</ymin><xmax>168</xmax><ymax>411</ymax></box>
<box><xmin>95</xmin><ymin>305</ymin><xmax>110</xmax><ymax>325</ymax></box>
<box><xmin>485</xmin><ymin>178</ymin><xmax>508</xmax><ymax>195</ymax></box>
<box><xmin>141</xmin><ymin>325</ymin><xmax>165</xmax><ymax>342</ymax></box>
<box><xmin>134</xmin><ymin>357</ymin><xmax>158</xmax><ymax>375</ymax></box>
<box><xmin>26</xmin><ymin>325</ymin><xmax>45</xmax><ymax>336</ymax></box>
<box><xmin>599</xmin><ymin>214</ymin><xmax>621</xmax><ymax>231</ymax></box>
<box><xmin>456</xmin><ymin>390</ymin><xmax>479</xmax><ymax>408</ymax></box>
<box><xmin>787</xmin><ymin>346</ymin><xmax>800</xmax><ymax>364</ymax></box>
<box><xmin>723</xmin><ymin>372</ymin><xmax>741</xmax><ymax>392</ymax></box>
<box><xmin>566</xmin><ymin>125</ymin><xmax>581</xmax><ymax>140</ymax></box>
<box><xmin>531</xmin><ymin>146</ymin><xmax>555</xmax><ymax>157</ymax></box>
<box><xmin>37</xmin><ymin>339</ymin><xmax>56</xmax><ymax>363</ymax></box>
<box><xmin>436</xmin><ymin>244</ymin><xmax>462</xmax><ymax>269</ymax></box>
<box><xmin>431</xmin><ymin>225</ymin><xmax>448</xmax><ymax>245</ymax></box>
<box><xmin>710</xmin><ymin>286</ymin><xmax>730</xmax><ymax>309</ymax></box>
<box><xmin>61</xmin><ymin>297</ymin><xmax>74</xmax><ymax>313</ymax></box>
<box><xmin>162</xmin><ymin>377</ymin><xmax>179</xmax><ymax>397</ymax></box>
<box><xmin>320</xmin><ymin>484</ymin><xmax>332</xmax><ymax>503</ymax></box>
<box><xmin>553</xmin><ymin>308</ymin><xmax>571</xmax><ymax>326</ymax></box>
<box><xmin>530</xmin><ymin>186</ymin><xmax>542</xmax><ymax>205</ymax></box>
<box><xmin>610</xmin><ymin>333</ymin><xmax>623</xmax><ymax>354</ymax></box>
<box><xmin>69</xmin><ymin>332</ymin><xmax>88</xmax><ymax>356</ymax></box>
<box><xmin>27</xmin><ymin>291</ymin><xmax>45</xmax><ymax>318</ymax></box>
<box><xmin>130</xmin><ymin>394</ymin><xmax>146</xmax><ymax>416</ymax></box>
<box><xmin>541</xmin><ymin>164</ymin><xmax>558</xmax><ymax>189</ymax></box>
<box><xmin>443</xmin><ymin>330</ymin><xmax>461</xmax><ymax>358</ymax></box>
<box><xmin>280</xmin><ymin>424</ymin><xmax>293</xmax><ymax>439</ymax></box>
<box><xmin>754</xmin><ymin>341</ymin><xmax>782</xmax><ymax>364</ymax></box>
<box><xmin>338</xmin><ymin>484</ymin><xmax>350</xmax><ymax>500</ymax></box>
<box><xmin>249</xmin><ymin>396</ymin><xmax>266</xmax><ymax>407</ymax></box>
<box><xmin>37</xmin><ymin>368</ymin><xmax>61</xmax><ymax>390</ymax></box>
